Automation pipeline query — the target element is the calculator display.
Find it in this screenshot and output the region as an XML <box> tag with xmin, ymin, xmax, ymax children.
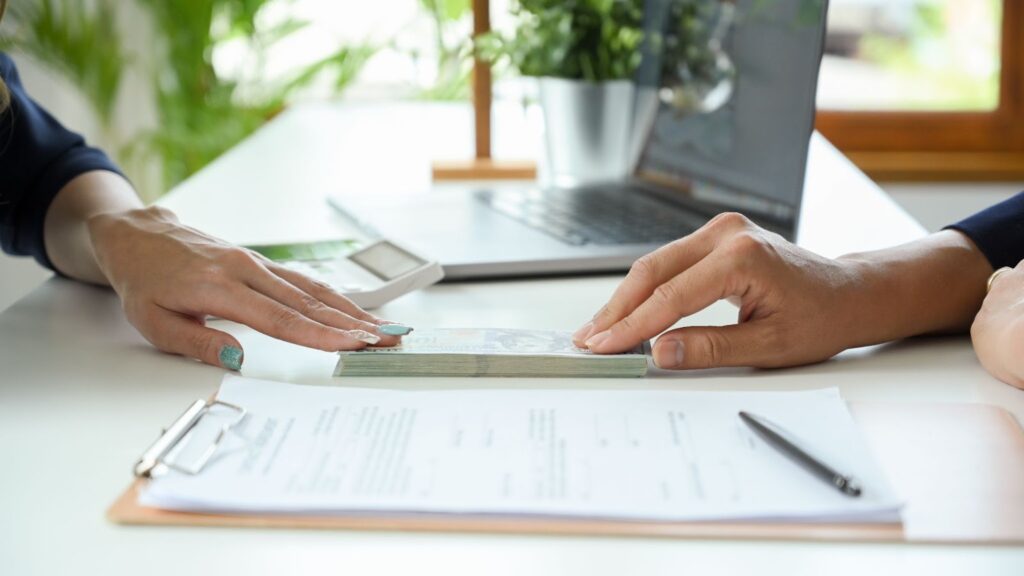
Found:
<box><xmin>248</xmin><ymin>240</ymin><xmax>358</xmax><ymax>262</ymax></box>
<box><xmin>350</xmin><ymin>242</ymin><xmax>425</xmax><ymax>280</ymax></box>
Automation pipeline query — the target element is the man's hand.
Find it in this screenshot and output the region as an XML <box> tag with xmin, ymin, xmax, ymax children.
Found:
<box><xmin>574</xmin><ymin>213</ymin><xmax>992</xmax><ymax>371</ymax></box>
<box><xmin>573</xmin><ymin>213</ymin><xmax>867</xmax><ymax>369</ymax></box>
<box><xmin>971</xmin><ymin>261</ymin><xmax>1024</xmax><ymax>389</ymax></box>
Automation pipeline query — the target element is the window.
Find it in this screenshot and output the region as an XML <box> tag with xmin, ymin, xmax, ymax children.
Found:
<box><xmin>818</xmin><ymin>0</ymin><xmax>1001</xmax><ymax>112</ymax></box>
<box><xmin>218</xmin><ymin>0</ymin><xmax>1024</xmax><ymax>181</ymax></box>
<box><xmin>815</xmin><ymin>0</ymin><xmax>1024</xmax><ymax>180</ymax></box>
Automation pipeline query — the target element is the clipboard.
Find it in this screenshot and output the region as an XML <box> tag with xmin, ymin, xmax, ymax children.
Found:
<box><xmin>108</xmin><ymin>401</ymin><xmax>1024</xmax><ymax>545</ymax></box>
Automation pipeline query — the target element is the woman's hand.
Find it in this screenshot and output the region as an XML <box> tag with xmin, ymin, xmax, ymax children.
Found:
<box><xmin>85</xmin><ymin>206</ymin><xmax>403</xmax><ymax>370</ymax></box>
<box><xmin>971</xmin><ymin>261</ymin><xmax>1024</xmax><ymax>389</ymax></box>
<box><xmin>573</xmin><ymin>213</ymin><xmax>992</xmax><ymax>371</ymax></box>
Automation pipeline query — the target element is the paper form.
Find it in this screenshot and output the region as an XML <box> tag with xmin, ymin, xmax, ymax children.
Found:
<box><xmin>141</xmin><ymin>375</ymin><xmax>902</xmax><ymax>522</ymax></box>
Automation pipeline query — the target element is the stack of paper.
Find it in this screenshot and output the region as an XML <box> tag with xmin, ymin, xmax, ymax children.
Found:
<box><xmin>334</xmin><ymin>328</ymin><xmax>650</xmax><ymax>378</ymax></box>
<box><xmin>141</xmin><ymin>375</ymin><xmax>903</xmax><ymax>524</ymax></box>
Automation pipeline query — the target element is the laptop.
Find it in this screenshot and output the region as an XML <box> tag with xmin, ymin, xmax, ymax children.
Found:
<box><xmin>330</xmin><ymin>0</ymin><xmax>829</xmax><ymax>280</ymax></box>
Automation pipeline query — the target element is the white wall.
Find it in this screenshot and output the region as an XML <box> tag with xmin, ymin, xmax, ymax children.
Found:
<box><xmin>885</xmin><ymin>183</ymin><xmax>1023</xmax><ymax>232</ymax></box>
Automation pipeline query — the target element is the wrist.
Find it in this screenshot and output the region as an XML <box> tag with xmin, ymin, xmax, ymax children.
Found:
<box><xmin>44</xmin><ymin>171</ymin><xmax>144</xmax><ymax>283</ymax></box>
<box><xmin>87</xmin><ymin>206</ymin><xmax>179</xmax><ymax>258</ymax></box>
<box><xmin>830</xmin><ymin>255</ymin><xmax>903</xmax><ymax>349</ymax></box>
<box><xmin>86</xmin><ymin>205</ymin><xmax>176</xmax><ymax>233</ymax></box>
<box><xmin>836</xmin><ymin>230</ymin><xmax>991</xmax><ymax>346</ymax></box>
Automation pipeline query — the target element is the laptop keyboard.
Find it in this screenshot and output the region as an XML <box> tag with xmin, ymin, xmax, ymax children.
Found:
<box><xmin>475</xmin><ymin>185</ymin><xmax>708</xmax><ymax>246</ymax></box>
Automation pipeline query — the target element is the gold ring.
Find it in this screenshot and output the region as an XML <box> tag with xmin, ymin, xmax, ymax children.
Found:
<box><xmin>987</xmin><ymin>267</ymin><xmax>1013</xmax><ymax>294</ymax></box>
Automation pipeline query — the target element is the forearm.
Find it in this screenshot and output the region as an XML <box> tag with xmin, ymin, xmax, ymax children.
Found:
<box><xmin>42</xmin><ymin>170</ymin><xmax>143</xmax><ymax>284</ymax></box>
<box><xmin>839</xmin><ymin>229</ymin><xmax>993</xmax><ymax>348</ymax></box>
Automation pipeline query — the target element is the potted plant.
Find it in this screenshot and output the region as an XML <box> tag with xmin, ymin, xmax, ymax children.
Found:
<box><xmin>479</xmin><ymin>0</ymin><xmax>736</xmax><ymax>186</ymax></box>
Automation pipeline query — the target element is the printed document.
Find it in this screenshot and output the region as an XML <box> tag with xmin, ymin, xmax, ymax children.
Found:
<box><xmin>141</xmin><ymin>375</ymin><xmax>902</xmax><ymax>522</ymax></box>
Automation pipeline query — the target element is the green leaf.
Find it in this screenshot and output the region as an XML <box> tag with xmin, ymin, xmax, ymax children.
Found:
<box><xmin>280</xmin><ymin>44</ymin><xmax>375</xmax><ymax>95</ymax></box>
<box><xmin>257</xmin><ymin>18</ymin><xmax>311</xmax><ymax>46</ymax></box>
<box><xmin>419</xmin><ymin>0</ymin><xmax>471</xmax><ymax>23</ymax></box>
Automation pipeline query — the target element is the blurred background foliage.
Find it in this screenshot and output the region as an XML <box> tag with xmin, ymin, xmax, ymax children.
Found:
<box><xmin>0</xmin><ymin>0</ymin><xmax>462</xmax><ymax>195</ymax></box>
<box><xmin>819</xmin><ymin>0</ymin><xmax>1001</xmax><ymax>112</ymax></box>
<box><xmin>0</xmin><ymin>0</ymin><xmax>1005</xmax><ymax>195</ymax></box>
<box><xmin>478</xmin><ymin>0</ymin><xmax>645</xmax><ymax>82</ymax></box>
<box><xmin>0</xmin><ymin>0</ymin><xmax>126</xmax><ymax>128</ymax></box>
<box><xmin>134</xmin><ymin>0</ymin><xmax>375</xmax><ymax>188</ymax></box>
<box><xmin>853</xmin><ymin>0</ymin><xmax>1000</xmax><ymax>110</ymax></box>
<box><xmin>416</xmin><ymin>0</ymin><xmax>473</xmax><ymax>100</ymax></box>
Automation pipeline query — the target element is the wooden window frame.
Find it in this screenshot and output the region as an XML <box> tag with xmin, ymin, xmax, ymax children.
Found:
<box><xmin>815</xmin><ymin>0</ymin><xmax>1024</xmax><ymax>181</ymax></box>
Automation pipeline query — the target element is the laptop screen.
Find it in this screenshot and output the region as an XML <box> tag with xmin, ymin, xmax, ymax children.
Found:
<box><xmin>631</xmin><ymin>0</ymin><xmax>828</xmax><ymax>229</ymax></box>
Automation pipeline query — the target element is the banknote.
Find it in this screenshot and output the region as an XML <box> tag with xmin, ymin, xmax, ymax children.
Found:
<box><xmin>334</xmin><ymin>328</ymin><xmax>650</xmax><ymax>377</ymax></box>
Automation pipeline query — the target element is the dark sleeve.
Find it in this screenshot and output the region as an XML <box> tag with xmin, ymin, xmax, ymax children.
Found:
<box><xmin>0</xmin><ymin>53</ymin><xmax>123</xmax><ymax>270</ymax></box>
<box><xmin>945</xmin><ymin>191</ymin><xmax>1024</xmax><ymax>271</ymax></box>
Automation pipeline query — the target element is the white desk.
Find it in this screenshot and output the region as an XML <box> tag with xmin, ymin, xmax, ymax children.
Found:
<box><xmin>2</xmin><ymin>102</ymin><xmax>1022</xmax><ymax>575</ymax></box>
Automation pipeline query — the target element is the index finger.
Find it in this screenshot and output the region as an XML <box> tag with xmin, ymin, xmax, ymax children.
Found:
<box><xmin>575</xmin><ymin>224</ymin><xmax>721</xmax><ymax>347</ymax></box>
<box><xmin>585</xmin><ymin>251</ymin><xmax>733</xmax><ymax>354</ymax></box>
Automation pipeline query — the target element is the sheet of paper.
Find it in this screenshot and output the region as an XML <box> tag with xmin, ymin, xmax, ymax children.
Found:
<box><xmin>141</xmin><ymin>375</ymin><xmax>902</xmax><ymax>523</ymax></box>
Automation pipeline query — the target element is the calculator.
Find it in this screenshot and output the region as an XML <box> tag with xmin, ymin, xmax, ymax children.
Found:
<box><xmin>247</xmin><ymin>238</ymin><xmax>444</xmax><ymax>309</ymax></box>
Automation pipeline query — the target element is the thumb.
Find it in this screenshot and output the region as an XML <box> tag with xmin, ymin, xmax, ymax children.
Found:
<box><xmin>652</xmin><ymin>322</ymin><xmax>779</xmax><ymax>370</ymax></box>
<box><xmin>137</xmin><ymin>307</ymin><xmax>245</xmax><ymax>371</ymax></box>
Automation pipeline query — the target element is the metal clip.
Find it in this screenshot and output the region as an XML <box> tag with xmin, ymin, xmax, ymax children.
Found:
<box><xmin>134</xmin><ymin>398</ymin><xmax>246</xmax><ymax>478</ymax></box>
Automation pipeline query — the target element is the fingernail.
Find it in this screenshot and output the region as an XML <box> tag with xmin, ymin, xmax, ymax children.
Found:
<box><xmin>219</xmin><ymin>345</ymin><xmax>244</xmax><ymax>371</ymax></box>
<box><xmin>572</xmin><ymin>321</ymin><xmax>594</xmax><ymax>343</ymax></box>
<box><xmin>379</xmin><ymin>324</ymin><xmax>414</xmax><ymax>336</ymax></box>
<box><xmin>585</xmin><ymin>329</ymin><xmax>612</xmax><ymax>350</ymax></box>
<box><xmin>654</xmin><ymin>340</ymin><xmax>684</xmax><ymax>369</ymax></box>
<box><xmin>345</xmin><ymin>330</ymin><xmax>381</xmax><ymax>344</ymax></box>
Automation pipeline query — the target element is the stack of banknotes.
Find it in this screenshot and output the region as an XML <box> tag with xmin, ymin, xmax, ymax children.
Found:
<box><xmin>334</xmin><ymin>328</ymin><xmax>650</xmax><ymax>377</ymax></box>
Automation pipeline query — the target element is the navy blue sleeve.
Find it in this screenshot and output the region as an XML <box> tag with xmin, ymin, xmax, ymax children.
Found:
<box><xmin>945</xmin><ymin>191</ymin><xmax>1024</xmax><ymax>271</ymax></box>
<box><xmin>0</xmin><ymin>53</ymin><xmax>123</xmax><ymax>270</ymax></box>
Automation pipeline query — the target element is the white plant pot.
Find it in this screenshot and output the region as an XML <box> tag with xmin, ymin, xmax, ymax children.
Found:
<box><xmin>538</xmin><ymin>77</ymin><xmax>635</xmax><ymax>188</ymax></box>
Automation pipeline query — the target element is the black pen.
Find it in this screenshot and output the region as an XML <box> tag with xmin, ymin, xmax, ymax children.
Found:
<box><xmin>738</xmin><ymin>411</ymin><xmax>862</xmax><ymax>498</ymax></box>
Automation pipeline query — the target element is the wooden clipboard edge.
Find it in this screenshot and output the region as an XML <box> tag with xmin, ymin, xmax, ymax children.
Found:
<box><xmin>107</xmin><ymin>478</ymin><xmax>904</xmax><ymax>543</ymax></box>
<box><xmin>848</xmin><ymin>401</ymin><xmax>1024</xmax><ymax>546</ymax></box>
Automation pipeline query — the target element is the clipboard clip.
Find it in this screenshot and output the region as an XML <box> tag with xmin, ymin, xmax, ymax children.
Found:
<box><xmin>134</xmin><ymin>398</ymin><xmax>246</xmax><ymax>478</ymax></box>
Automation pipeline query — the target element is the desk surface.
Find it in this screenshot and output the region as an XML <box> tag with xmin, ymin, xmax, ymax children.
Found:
<box><xmin>2</xmin><ymin>102</ymin><xmax>1023</xmax><ymax>575</ymax></box>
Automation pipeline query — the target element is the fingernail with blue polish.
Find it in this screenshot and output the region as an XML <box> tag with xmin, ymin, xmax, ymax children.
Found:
<box><xmin>219</xmin><ymin>345</ymin><xmax>243</xmax><ymax>371</ymax></box>
<box><xmin>379</xmin><ymin>324</ymin><xmax>414</xmax><ymax>336</ymax></box>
